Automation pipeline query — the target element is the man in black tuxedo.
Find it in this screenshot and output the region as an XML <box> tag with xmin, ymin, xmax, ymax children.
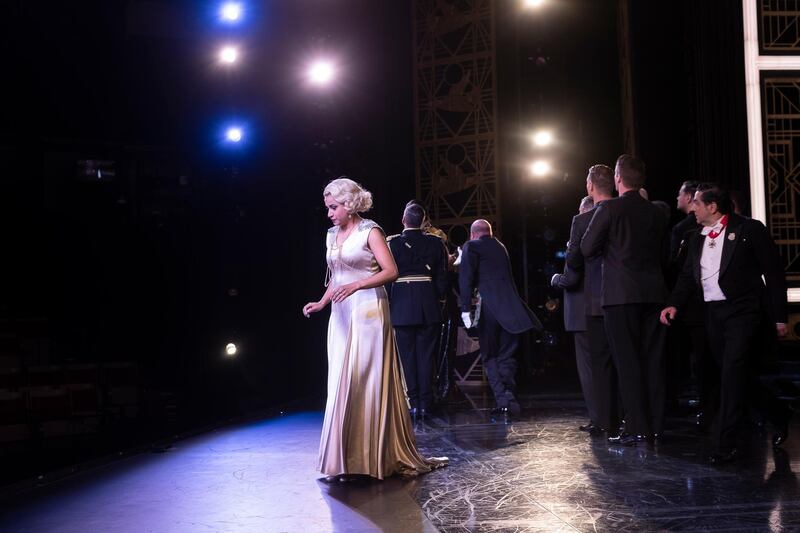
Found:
<box><xmin>567</xmin><ymin>164</ymin><xmax>620</xmax><ymax>435</ymax></box>
<box><xmin>668</xmin><ymin>180</ymin><xmax>714</xmax><ymax>424</ymax></box>
<box><xmin>459</xmin><ymin>219</ymin><xmax>541</xmax><ymax>416</ymax></box>
<box><xmin>581</xmin><ymin>154</ymin><xmax>669</xmax><ymax>445</ymax></box>
<box><xmin>552</xmin><ymin>195</ymin><xmax>598</xmax><ymax>432</ymax></box>
<box><xmin>661</xmin><ymin>184</ymin><xmax>788</xmax><ymax>464</ymax></box>
<box><xmin>670</xmin><ymin>180</ymin><xmax>701</xmax><ymax>267</ymax></box>
<box><xmin>388</xmin><ymin>203</ymin><xmax>448</xmax><ymax>420</ymax></box>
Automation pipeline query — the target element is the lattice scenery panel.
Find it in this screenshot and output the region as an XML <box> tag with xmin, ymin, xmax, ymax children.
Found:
<box><xmin>763</xmin><ymin>76</ymin><xmax>800</xmax><ymax>280</ymax></box>
<box><xmin>759</xmin><ymin>1</ymin><xmax>800</xmax><ymax>53</ymax></box>
<box><xmin>413</xmin><ymin>0</ymin><xmax>498</xmax><ymax>241</ymax></box>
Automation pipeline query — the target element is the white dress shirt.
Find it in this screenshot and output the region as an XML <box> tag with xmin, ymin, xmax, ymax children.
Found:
<box><xmin>699</xmin><ymin>220</ymin><xmax>727</xmax><ymax>302</ymax></box>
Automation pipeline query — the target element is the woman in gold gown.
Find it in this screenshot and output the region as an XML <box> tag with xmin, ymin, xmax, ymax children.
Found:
<box><xmin>302</xmin><ymin>178</ymin><xmax>447</xmax><ymax>481</ymax></box>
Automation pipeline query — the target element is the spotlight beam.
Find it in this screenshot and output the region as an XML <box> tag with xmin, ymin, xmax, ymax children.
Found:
<box><xmin>219</xmin><ymin>45</ymin><xmax>239</xmax><ymax>64</ymax></box>
<box><xmin>307</xmin><ymin>60</ymin><xmax>335</xmax><ymax>86</ymax></box>
<box><xmin>220</xmin><ymin>2</ymin><xmax>242</xmax><ymax>22</ymax></box>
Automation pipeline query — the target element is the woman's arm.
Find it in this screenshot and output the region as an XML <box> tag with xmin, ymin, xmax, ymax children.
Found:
<box><xmin>303</xmin><ymin>274</ymin><xmax>335</xmax><ymax>316</ymax></box>
<box><xmin>330</xmin><ymin>228</ymin><xmax>399</xmax><ymax>302</ymax></box>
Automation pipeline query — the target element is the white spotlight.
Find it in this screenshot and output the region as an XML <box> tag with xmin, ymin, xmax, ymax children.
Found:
<box><xmin>220</xmin><ymin>2</ymin><xmax>242</xmax><ymax>22</ymax></box>
<box><xmin>225</xmin><ymin>343</ymin><xmax>238</xmax><ymax>357</ymax></box>
<box><xmin>226</xmin><ymin>127</ymin><xmax>243</xmax><ymax>142</ymax></box>
<box><xmin>524</xmin><ymin>0</ymin><xmax>545</xmax><ymax>7</ymax></box>
<box><xmin>219</xmin><ymin>46</ymin><xmax>239</xmax><ymax>64</ymax></box>
<box><xmin>532</xmin><ymin>130</ymin><xmax>553</xmax><ymax>147</ymax></box>
<box><xmin>308</xmin><ymin>60</ymin><xmax>335</xmax><ymax>85</ymax></box>
<box><xmin>530</xmin><ymin>160</ymin><xmax>551</xmax><ymax>177</ymax></box>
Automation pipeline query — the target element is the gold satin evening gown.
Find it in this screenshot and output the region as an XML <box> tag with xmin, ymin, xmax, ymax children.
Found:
<box><xmin>317</xmin><ymin>219</ymin><xmax>446</xmax><ymax>479</ymax></box>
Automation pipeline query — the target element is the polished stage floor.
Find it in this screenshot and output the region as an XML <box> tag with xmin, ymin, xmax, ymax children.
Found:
<box><xmin>2</xmin><ymin>392</ymin><xmax>799</xmax><ymax>532</ymax></box>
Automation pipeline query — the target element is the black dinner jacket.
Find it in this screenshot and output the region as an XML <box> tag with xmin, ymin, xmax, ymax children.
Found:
<box><xmin>580</xmin><ymin>190</ymin><xmax>669</xmax><ymax>306</ymax></box>
<box><xmin>667</xmin><ymin>214</ymin><xmax>787</xmax><ymax>323</ymax></box>
<box><xmin>553</xmin><ymin>210</ymin><xmax>590</xmax><ymax>331</ymax></box>
<box><xmin>388</xmin><ymin>229</ymin><xmax>447</xmax><ymax>326</ymax></box>
<box><xmin>670</xmin><ymin>212</ymin><xmax>699</xmax><ymax>266</ymax></box>
<box><xmin>566</xmin><ymin>206</ymin><xmax>605</xmax><ymax>317</ymax></box>
<box><xmin>459</xmin><ymin>235</ymin><xmax>542</xmax><ymax>334</ymax></box>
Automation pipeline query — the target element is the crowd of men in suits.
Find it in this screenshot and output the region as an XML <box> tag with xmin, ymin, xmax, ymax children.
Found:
<box><xmin>385</xmin><ymin>153</ymin><xmax>788</xmax><ymax>464</ymax></box>
<box><xmin>551</xmin><ymin>154</ymin><xmax>789</xmax><ymax>464</ymax></box>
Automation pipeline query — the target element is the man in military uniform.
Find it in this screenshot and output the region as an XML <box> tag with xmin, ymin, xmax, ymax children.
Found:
<box><xmin>388</xmin><ymin>203</ymin><xmax>448</xmax><ymax>421</ymax></box>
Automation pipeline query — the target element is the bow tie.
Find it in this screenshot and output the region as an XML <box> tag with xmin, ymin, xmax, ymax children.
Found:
<box><xmin>701</xmin><ymin>215</ymin><xmax>728</xmax><ymax>238</ymax></box>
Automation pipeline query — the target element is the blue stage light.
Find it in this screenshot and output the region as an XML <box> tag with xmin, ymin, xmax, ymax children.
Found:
<box><xmin>226</xmin><ymin>127</ymin><xmax>243</xmax><ymax>143</ymax></box>
<box><xmin>220</xmin><ymin>2</ymin><xmax>242</xmax><ymax>23</ymax></box>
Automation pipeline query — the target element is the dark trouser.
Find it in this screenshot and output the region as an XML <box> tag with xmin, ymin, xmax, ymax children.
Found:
<box><xmin>395</xmin><ymin>324</ymin><xmax>439</xmax><ymax>410</ymax></box>
<box><xmin>604</xmin><ymin>303</ymin><xmax>666</xmax><ymax>436</ymax></box>
<box><xmin>573</xmin><ymin>331</ymin><xmax>598</xmax><ymax>424</ymax></box>
<box><xmin>688</xmin><ymin>323</ymin><xmax>718</xmax><ymax>415</ymax></box>
<box><xmin>705</xmin><ymin>300</ymin><xmax>789</xmax><ymax>452</ymax></box>
<box><xmin>666</xmin><ymin>319</ymin><xmax>716</xmax><ymax>409</ymax></box>
<box><xmin>477</xmin><ymin>304</ymin><xmax>520</xmax><ymax>408</ymax></box>
<box><xmin>587</xmin><ymin>315</ymin><xmax>619</xmax><ymax>432</ymax></box>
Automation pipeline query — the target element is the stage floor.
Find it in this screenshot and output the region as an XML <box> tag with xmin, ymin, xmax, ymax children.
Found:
<box><xmin>2</xmin><ymin>392</ymin><xmax>800</xmax><ymax>532</ymax></box>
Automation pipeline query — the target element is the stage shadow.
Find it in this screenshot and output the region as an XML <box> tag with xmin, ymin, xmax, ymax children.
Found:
<box><xmin>316</xmin><ymin>476</ymin><xmax>438</xmax><ymax>533</ymax></box>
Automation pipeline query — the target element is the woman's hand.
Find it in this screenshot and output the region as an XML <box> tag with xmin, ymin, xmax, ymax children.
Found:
<box><xmin>303</xmin><ymin>301</ymin><xmax>326</xmax><ymax>317</ymax></box>
<box><xmin>331</xmin><ymin>282</ymin><xmax>361</xmax><ymax>303</ymax></box>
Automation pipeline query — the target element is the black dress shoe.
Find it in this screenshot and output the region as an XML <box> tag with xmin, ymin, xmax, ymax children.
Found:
<box><xmin>608</xmin><ymin>433</ymin><xmax>646</xmax><ymax>446</ymax></box>
<box><xmin>507</xmin><ymin>400</ymin><xmax>521</xmax><ymax>417</ymax></box>
<box><xmin>707</xmin><ymin>448</ymin><xmax>738</xmax><ymax>465</ymax></box>
<box><xmin>579</xmin><ymin>422</ymin><xmax>597</xmax><ymax>432</ymax></box>
<box><xmin>773</xmin><ymin>421</ymin><xmax>789</xmax><ymax>447</ymax></box>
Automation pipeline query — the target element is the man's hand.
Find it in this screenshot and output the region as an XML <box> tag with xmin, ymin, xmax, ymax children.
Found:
<box><xmin>777</xmin><ymin>322</ymin><xmax>788</xmax><ymax>337</ymax></box>
<box><xmin>461</xmin><ymin>311</ymin><xmax>473</xmax><ymax>329</ymax></box>
<box><xmin>660</xmin><ymin>306</ymin><xmax>677</xmax><ymax>325</ymax></box>
<box><xmin>453</xmin><ymin>246</ymin><xmax>463</xmax><ymax>267</ymax></box>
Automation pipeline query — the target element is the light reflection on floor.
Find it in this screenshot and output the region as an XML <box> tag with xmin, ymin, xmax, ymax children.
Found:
<box><xmin>2</xmin><ymin>392</ymin><xmax>799</xmax><ymax>532</ymax></box>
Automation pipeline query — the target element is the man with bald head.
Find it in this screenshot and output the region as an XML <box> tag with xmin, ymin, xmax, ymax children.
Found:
<box><xmin>459</xmin><ymin>219</ymin><xmax>542</xmax><ymax>416</ymax></box>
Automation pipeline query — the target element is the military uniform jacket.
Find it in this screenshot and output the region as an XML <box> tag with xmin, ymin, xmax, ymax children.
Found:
<box><xmin>387</xmin><ymin>229</ymin><xmax>448</xmax><ymax>326</ymax></box>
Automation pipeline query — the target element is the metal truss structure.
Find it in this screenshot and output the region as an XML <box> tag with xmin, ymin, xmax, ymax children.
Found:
<box><xmin>412</xmin><ymin>0</ymin><xmax>500</xmax><ymax>242</ymax></box>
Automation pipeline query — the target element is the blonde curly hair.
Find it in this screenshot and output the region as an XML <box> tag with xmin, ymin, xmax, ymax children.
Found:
<box><xmin>323</xmin><ymin>177</ymin><xmax>373</xmax><ymax>214</ymax></box>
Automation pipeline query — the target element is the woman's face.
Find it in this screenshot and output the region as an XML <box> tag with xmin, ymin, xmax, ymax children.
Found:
<box><xmin>324</xmin><ymin>195</ymin><xmax>350</xmax><ymax>226</ymax></box>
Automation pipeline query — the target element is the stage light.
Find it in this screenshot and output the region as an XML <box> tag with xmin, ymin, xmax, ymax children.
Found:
<box><xmin>532</xmin><ymin>130</ymin><xmax>553</xmax><ymax>147</ymax></box>
<box><xmin>530</xmin><ymin>160</ymin><xmax>551</xmax><ymax>177</ymax></box>
<box><xmin>220</xmin><ymin>2</ymin><xmax>242</xmax><ymax>22</ymax></box>
<box><xmin>225</xmin><ymin>343</ymin><xmax>238</xmax><ymax>357</ymax></box>
<box><xmin>308</xmin><ymin>60</ymin><xmax>335</xmax><ymax>86</ymax></box>
<box><xmin>219</xmin><ymin>45</ymin><xmax>239</xmax><ymax>64</ymax></box>
<box><xmin>226</xmin><ymin>127</ymin><xmax>243</xmax><ymax>142</ymax></box>
<box><xmin>524</xmin><ymin>0</ymin><xmax>545</xmax><ymax>7</ymax></box>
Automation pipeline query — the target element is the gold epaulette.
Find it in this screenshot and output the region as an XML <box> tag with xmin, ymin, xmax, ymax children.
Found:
<box><xmin>386</xmin><ymin>233</ymin><xmax>401</xmax><ymax>242</ymax></box>
<box><xmin>426</xmin><ymin>226</ymin><xmax>447</xmax><ymax>241</ymax></box>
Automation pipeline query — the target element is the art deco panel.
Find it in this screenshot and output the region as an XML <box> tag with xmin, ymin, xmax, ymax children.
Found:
<box><xmin>413</xmin><ymin>0</ymin><xmax>499</xmax><ymax>241</ymax></box>
<box><xmin>758</xmin><ymin>1</ymin><xmax>800</xmax><ymax>53</ymax></box>
<box><xmin>762</xmin><ymin>75</ymin><xmax>800</xmax><ymax>280</ymax></box>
